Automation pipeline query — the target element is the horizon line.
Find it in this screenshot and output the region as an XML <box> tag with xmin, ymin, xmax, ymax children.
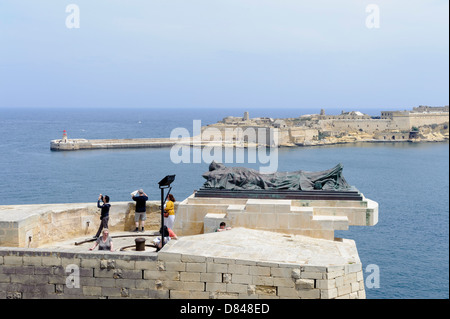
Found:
<box><xmin>1</xmin><ymin>104</ymin><xmax>448</xmax><ymax>110</ymax></box>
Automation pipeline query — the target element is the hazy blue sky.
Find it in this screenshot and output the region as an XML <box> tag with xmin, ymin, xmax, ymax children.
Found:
<box><xmin>0</xmin><ymin>0</ymin><xmax>448</xmax><ymax>110</ymax></box>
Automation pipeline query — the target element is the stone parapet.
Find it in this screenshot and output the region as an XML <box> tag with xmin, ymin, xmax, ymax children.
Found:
<box><xmin>0</xmin><ymin>228</ymin><xmax>365</xmax><ymax>299</ymax></box>
<box><xmin>0</xmin><ymin>197</ymin><xmax>373</xmax><ymax>299</ymax></box>
<box><xmin>0</xmin><ymin>201</ymin><xmax>172</xmax><ymax>247</ymax></box>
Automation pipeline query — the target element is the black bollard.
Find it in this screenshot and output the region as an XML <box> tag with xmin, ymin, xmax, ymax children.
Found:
<box><xmin>135</xmin><ymin>238</ymin><xmax>146</xmax><ymax>251</ymax></box>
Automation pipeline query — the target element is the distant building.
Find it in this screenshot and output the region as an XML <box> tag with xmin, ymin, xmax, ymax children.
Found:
<box><xmin>273</xmin><ymin>120</ymin><xmax>287</xmax><ymax>128</ymax></box>
<box><xmin>412</xmin><ymin>105</ymin><xmax>449</xmax><ymax>113</ymax></box>
<box><xmin>214</xmin><ymin>105</ymin><xmax>448</xmax><ymax>146</ymax></box>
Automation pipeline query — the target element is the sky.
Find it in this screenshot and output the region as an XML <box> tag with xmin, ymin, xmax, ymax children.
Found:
<box><xmin>0</xmin><ymin>0</ymin><xmax>448</xmax><ymax>110</ymax></box>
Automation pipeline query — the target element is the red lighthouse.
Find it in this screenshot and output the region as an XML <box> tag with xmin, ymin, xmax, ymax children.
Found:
<box><xmin>62</xmin><ymin>130</ymin><xmax>68</xmax><ymax>143</ymax></box>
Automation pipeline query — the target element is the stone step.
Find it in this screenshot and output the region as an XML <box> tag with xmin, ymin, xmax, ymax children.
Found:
<box><xmin>312</xmin><ymin>206</ymin><xmax>368</xmax><ymax>214</ymax></box>
<box><xmin>292</xmin><ymin>199</ymin><xmax>368</xmax><ymax>208</ymax></box>
<box><xmin>245</xmin><ymin>199</ymin><xmax>292</xmax><ymax>214</ymax></box>
<box><xmin>290</xmin><ymin>206</ymin><xmax>314</xmax><ymax>216</ymax></box>
<box><xmin>310</xmin><ymin>200</ymin><xmax>378</xmax><ymax>226</ymax></box>
<box><xmin>312</xmin><ymin>215</ymin><xmax>349</xmax><ymax>231</ymax></box>
<box><xmin>227</xmin><ymin>205</ymin><xmax>246</xmax><ymax>213</ymax></box>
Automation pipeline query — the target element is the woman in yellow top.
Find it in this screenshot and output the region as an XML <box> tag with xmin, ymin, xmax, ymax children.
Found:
<box><xmin>164</xmin><ymin>194</ymin><xmax>176</xmax><ymax>230</ymax></box>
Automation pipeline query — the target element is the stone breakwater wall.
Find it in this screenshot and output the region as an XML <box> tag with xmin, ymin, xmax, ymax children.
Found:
<box><xmin>50</xmin><ymin>138</ymin><xmax>177</xmax><ymax>151</ymax></box>
<box><xmin>0</xmin><ymin>245</ymin><xmax>365</xmax><ymax>299</ymax></box>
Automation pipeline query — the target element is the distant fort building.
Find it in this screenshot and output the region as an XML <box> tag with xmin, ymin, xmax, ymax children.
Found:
<box><xmin>380</xmin><ymin>106</ymin><xmax>449</xmax><ymax>130</ymax></box>
<box><xmin>412</xmin><ymin>105</ymin><xmax>449</xmax><ymax>113</ymax></box>
<box><xmin>213</xmin><ymin>105</ymin><xmax>448</xmax><ymax>145</ymax></box>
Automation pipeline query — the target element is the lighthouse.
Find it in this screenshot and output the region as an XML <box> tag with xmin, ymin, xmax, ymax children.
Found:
<box><xmin>62</xmin><ymin>130</ymin><xmax>68</xmax><ymax>143</ymax></box>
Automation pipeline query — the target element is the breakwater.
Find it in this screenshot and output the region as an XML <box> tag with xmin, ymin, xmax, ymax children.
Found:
<box><xmin>50</xmin><ymin>137</ymin><xmax>177</xmax><ymax>151</ymax></box>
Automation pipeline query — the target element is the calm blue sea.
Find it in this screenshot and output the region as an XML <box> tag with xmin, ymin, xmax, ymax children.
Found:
<box><xmin>0</xmin><ymin>107</ymin><xmax>448</xmax><ymax>299</ymax></box>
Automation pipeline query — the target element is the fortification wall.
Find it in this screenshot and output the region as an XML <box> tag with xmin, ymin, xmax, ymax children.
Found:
<box><xmin>373</xmin><ymin>132</ymin><xmax>411</xmax><ymax>141</ymax></box>
<box><xmin>386</xmin><ymin>112</ymin><xmax>449</xmax><ymax>130</ymax></box>
<box><xmin>0</xmin><ymin>237</ymin><xmax>365</xmax><ymax>299</ymax></box>
<box><xmin>407</xmin><ymin>113</ymin><xmax>449</xmax><ymax>128</ymax></box>
<box><xmin>288</xmin><ymin>127</ymin><xmax>318</xmax><ymax>144</ymax></box>
<box><xmin>201</xmin><ymin>125</ymin><xmax>278</xmax><ymax>146</ymax></box>
<box><xmin>390</xmin><ymin>114</ymin><xmax>412</xmax><ymax>130</ymax></box>
<box><xmin>319</xmin><ymin>119</ymin><xmax>399</xmax><ymax>133</ymax></box>
<box><xmin>0</xmin><ymin>199</ymin><xmax>370</xmax><ymax>299</ymax></box>
<box><xmin>316</xmin><ymin>113</ymin><xmax>448</xmax><ymax>134</ymax></box>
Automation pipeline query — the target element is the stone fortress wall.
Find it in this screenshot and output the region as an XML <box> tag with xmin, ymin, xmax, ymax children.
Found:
<box><xmin>318</xmin><ymin>119</ymin><xmax>395</xmax><ymax>134</ymax></box>
<box><xmin>0</xmin><ymin>240</ymin><xmax>365</xmax><ymax>299</ymax></box>
<box><xmin>213</xmin><ymin>105</ymin><xmax>449</xmax><ymax>145</ymax></box>
<box><xmin>0</xmin><ymin>194</ymin><xmax>373</xmax><ymax>299</ymax></box>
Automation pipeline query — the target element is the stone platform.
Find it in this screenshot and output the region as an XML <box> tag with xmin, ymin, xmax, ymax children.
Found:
<box><xmin>165</xmin><ymin>227</ymin><xmax>360</xmax><ymax>266</ymax></box>
<box><xmin>40</xmin><ymin>230</ymin><xmax>160</xmax><ymax>253</ymax></box>
<box><xmin>0</xmin><ymin>197</ymin><xmax>372</xmax><ymax>299</ymax></box>
<box><xmin>0</xmin><ymin>227</ymin><xmax>366</xmax><ymax>299</ymax></box>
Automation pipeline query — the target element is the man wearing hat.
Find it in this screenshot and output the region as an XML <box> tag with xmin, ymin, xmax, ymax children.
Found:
<box><xmin>132</xmin><ymin>189</ymin><xmax>148</xmax><ymax>232</ymax></box>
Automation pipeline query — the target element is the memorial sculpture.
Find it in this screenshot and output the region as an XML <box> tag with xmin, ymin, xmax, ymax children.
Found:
<box><xmin>202</xmin><ymin>161</ymin><xmax>351</xmax><ymax>191</ymax></box>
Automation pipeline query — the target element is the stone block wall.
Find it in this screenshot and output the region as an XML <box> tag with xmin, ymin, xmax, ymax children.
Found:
<box><xmin>289</xmin><ymin>127</ymin><xmax>319</xmax><ymax>144</ymax></box>
<box><xmin>373</xmin><ymin>131</ymin><xmax>411</xmax><ymax>141</ymax></box>
<box><xmin>0</xmin><ymin>246</ymin><xmax>365</xmax><ymax>299</ymax></box>
<box><xmin>319</xmin><ymin>119</ymin><xmax>398</xmax><ymax>133</ymax></box>
<box><xmin>399</xmin><ymin>112</ymin><xmax>449</xmax><ymax>129</ymax></box>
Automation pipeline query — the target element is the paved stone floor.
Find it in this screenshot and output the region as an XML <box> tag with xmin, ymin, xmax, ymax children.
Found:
<box><xmin>164</xmin><ymin>227</ymin><xmax>360</xmax><ymax>267</ymax></box>
<box><xmin>35</xmin><ymin>227</ymin><xmax>359</xmax><ymax>268</ymax></box>
<box><xmin>40</xmin><ymin>230</ymin><xmax>161</xmax><ymax>253</ymax></box>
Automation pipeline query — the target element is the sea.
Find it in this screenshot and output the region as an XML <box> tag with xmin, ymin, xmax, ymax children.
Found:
<box><xmin>0</xmin><ymin>107</ymin><xmax>448</xmax><ymax>299</ymax></box>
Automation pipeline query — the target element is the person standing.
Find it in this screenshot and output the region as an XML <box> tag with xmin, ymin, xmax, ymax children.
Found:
<box><xmin>164</xmin><ymin>194</ymin><xmax>176</xmax><ymax>230</ymax></box>
<box><xmin>132</xmin><ymin>189</ymin><xmax>148</xmax><ymax>232</ymax></box>
<box><xmin>95</xmin><ymin>194</ymin><xmax>111</xmax><ymax>239</ymax></box>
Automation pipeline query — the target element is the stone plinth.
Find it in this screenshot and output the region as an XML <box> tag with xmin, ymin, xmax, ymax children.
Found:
<box><xmin>173</xmin><ymin>193</ymin><xmax>378</xmax><ymax>240</ymax></box>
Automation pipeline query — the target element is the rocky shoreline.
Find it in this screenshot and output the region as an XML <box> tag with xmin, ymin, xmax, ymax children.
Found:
<box><xmin>285</xmin><ymin>129</ymin><xmax>449</xmax><ymax>147</ymax></box>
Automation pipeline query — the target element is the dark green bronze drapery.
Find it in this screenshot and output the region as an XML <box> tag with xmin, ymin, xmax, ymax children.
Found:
<box><xmin>202</xmin><ymin>161</ymin><xmax>351</xmax><ymax>191</ymax></box>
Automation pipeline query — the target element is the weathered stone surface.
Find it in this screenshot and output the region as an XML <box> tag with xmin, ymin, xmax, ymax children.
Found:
<box><xmin>0</xmin><ymin>224</ymin><xmax>366</xmax><ymax>299</ymax></box>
